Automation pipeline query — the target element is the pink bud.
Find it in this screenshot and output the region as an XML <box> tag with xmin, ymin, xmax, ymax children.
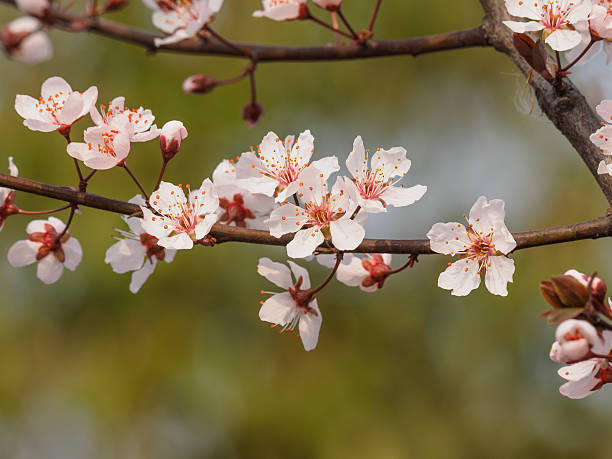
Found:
<box><xmin>159</xmin><ymin>120</ymin><xmax>188</xmax><ymax>161</ymax></box>
<box><xmin>1</xmin><ymin>17</ymin><xmax>52</xmax><ymax>64</ymax></box>
<box><xmin>104</xmin><ymin>0</ymin><xmax>129</xmax><ymax>12</ymax></box>
<box><xmin>313</xmin><ymin>0</ymin><xmax>342</xmax><ymax>11</ymax></box>
<box><xmin>16</xmin><ymin>0</ymin><xmax>50</xmax><ymax>18</ymax></box>
<box><xmin>242</xmin><ymin>101</ymin><xmax>263</xmax><ymax>127</ymax></box>
<box><xmin>550</xmin><ymin>339</ymin><xmax>591</xmax><ymax>363</ymax></box>
<box><xmin>182</xmin><ymin>74</ymin><xmax>218</xmax><ymax>95</ymax></box>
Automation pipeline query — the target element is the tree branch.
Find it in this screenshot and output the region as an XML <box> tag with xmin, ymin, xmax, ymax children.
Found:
<box><xmin>1</xmin><ymin>173</ymin><xmax>610</xmax><ymax>254</ymax></box>
<box><xmin>479</xmin><ymin>0</ymin><xmax>612</xmax><ymax>203</ymax></box>
<box><xmin>0</xmin><ymin>0</ymin><xmax>489</xmax><ymax>61</ymax></box>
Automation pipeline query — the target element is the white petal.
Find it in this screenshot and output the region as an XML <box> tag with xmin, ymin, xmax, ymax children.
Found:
<box><xmin>194</xmin><ymin>213</ymin><xmax>218</xmax><ymax>240</ymax></box>
<box><xmin>259</xmin><ymin>292</ymin><xmax>296</xmax><ymax>325</ymax></box>
<box><xmin>105</xmin><ymin>239</ymin><xmax>145</xmax><ymax>273</ymax></box>
<box><xmin>336</xmin><ymin>256</ymin><xmax>368</xmax><ymax>287</ymax></box>
<box><xmin>346</xmin><ymin>136</ymin><xmax>367</xmax><ymax>180</ymax></box>
<box><xmin>591</xmin><ymin>126</ymin><xmax>612</xmax><ymax>153</ymax></box>
<box><xmin>41</xmin><ymin>76</ymin><xmax>71</xmax><ymax>99</ymax></box>
<box><xmin>287</xmin><ymin>260</ymin><xmax>311</xmax><ymax>289</ymax></box>
<box><xmin>140</xmin><ymin>207</ymin><xmax>172</xmax><ymax>239</ymax></box>
<box><xmin>502</xmin><ymin>20</ymin><xmax>545</xmax><ymax>33</ymax></box>
<box><xmin>7</xmin><ymin>240</ymin><xmax>38</xmax><ymax>267</ymax></box>
<box><xmin>504</xmin><ymin>0</ymin><xmax>543</xmax><ymax>20</ymax></box>
<box><xmin>427</xmin><ymin>222</ymin><xmax>469</xmax><ymax>255</ymax></box>
<box><xmin>36</xmin><ymin>254</ymin><xmax>64</xmax><ymax>284</ymax></box>
<box><xmin>287</xmin><ymin>228</ymin><xmax>325</xmax><ymax>258</ymax></box>
<box><xmin>299</xmin><ymin>300</ymin><xmax>322</xmax><ymax>351</ymax></box>
<box><xmin>257</xmin><ymin>257</ymin><xmax>293</xmax><ymax>289</ymax></box>
<box><xmin>438</xmin><ymin>259</ymin><xmax>481</xmax><ymax>296</ymax></box>
<box><xmin>56</xmin><ymin>92</ymin><xmax>84</xmax><ymax>125</ymax></box>
<box><xmin>158</xmin><ymin>233</ymin><xmax>194</xmax><ymax>250</ymax></box>
<box><xmin>309</xmin><ymin>156</ymin><xmax>340</xmax><ymax>180</ymax></box>
<box><xmin>129</xmin><ymin>259</ymin><xmax>157</xmax><ymax>294</ymax></box>
<box><xmin>329</xmin><ymin>219</ymin><xmax>365</xmax><ymax>251</ymax></box>
<box><xmin>559</xmin><ymin>377</ymin><xmax>599</xmax><ymax>399</ymax></box>
<box><xmin>268</xmin><ymin>203</ymin><xmax>307</xmax><ymax>238</ymax></box>
<box><xmin>558</xmin><ymin>359</ymin><xmax>600</xmax><ymax>381</ymax></box>
<box><xmin>484</xmin><ymin>256</ymin><xmax>515</xmax><ymax>296</ymax></box>
<box><xmin>292</xmin><ymin>129</ymin><xmax>314</xmax><ymax>166</ymax></box>
<box><xmin>14</xmin><ymin>94</ymin><xmax>41</xmax><ymax>121</ymax></box>
<box><xmin>546</xmin><ymin>29</ymin><xmax>583</xmax><ymax>51</ymax></box>
<box><xmin>8</xmin><ymin>157</ymin><xmax>18</xmax><ymax>177</ymax></box>
<box><xmin>62</xmin><ymin>237</ymin><xmax>82</xmax><ymax>271</ymax></box>
<box><xmin>556</xmin><ymin>319</ymin><xmax>598</xmax><ymax>345</ymax></box>
<box><xmin>381</xmin><ymin>185</ymin><xmax>427</xmax><ymax>208</ymax></box>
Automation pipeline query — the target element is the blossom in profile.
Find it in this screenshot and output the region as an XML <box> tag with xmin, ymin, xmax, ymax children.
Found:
<box><xmin>253</xmin><ymin>0</ymin><xmax>308</xmax><ymax>21</ymax></box>
<box><xmin>236</xmin><ymin>130</ymin><xmax>339</xmax><ymax>202</ymax></box>
<box><xmin>159</xmin><ymin>120</ymin><xmax>188</xmax><ymax>160</ymax></box>
<box><xmin>15</xmin><ymin>76</ymin><xmax>97</xmax><ymax>134</ymax></box>
<box><xmin>549</xmin><ymin>319</ymin><xmax>604</xmax><ymax>363</ymax></box>
<box><xmin>427</xmin><ymin>196</ymin><xmax>516</xmax><ymax>296</ymax></box>
<box><xmin>212</xmin><ymin>159</ymin><xmax>274</xmax><ymax>229</ymax></box>
<box><xmin>268</xmin><ymin>164</ymin><xmax>364</xmax><ymax>258</ymax></box>
<box><xmin>257</xmin><ymin>257</ymin><xmax>322</xmax><ymax>351</ymax></box>
<box><xmin>344</xmin><ymin>135</ymin><xmax>426</xmax><ymax>214</ymax></box>
<box><xmin>8</xmin><ymin>216</ymin><xmax>82</xmax><ymax>284</ymax></box>
<box><xmin>557</xmin><ymin>354</ymin><xmax>612</xmax><ymax>399</ymax></box>
<box><xmin>503</xmin><ymin>0</ymin><xmax>592</xmax><ymax>51</ymax></box>
<box><xmin>105</xmin><ymin>195</ymin><xmax>177</xmax><ymax>293</ymax></box>
<box><xmin>319</xmin><ymin>253</ymin><xmax>393</xmax><ymax>292</ymax></box>
<box><xmin>141</xmin><ymin>180</ymin><xmax>219</xmax><ymax>250</ymax></box>
<box><xmin>0</xmin><ymin>157</ymin><xmax>19</xmax><ymax>231</ymax></box>
<box><xmin>143</xmin><ymin>0</ymin><xmax>224</xmax><ymax>47</ymax></box>
<box><xmin>1</xmin><ymin>17</ymin><xmax>52</xmax><ymax>64</ymax></box>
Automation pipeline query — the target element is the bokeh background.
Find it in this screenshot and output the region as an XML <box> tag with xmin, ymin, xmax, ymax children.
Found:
<box><xmin>1</xmin><ymin>1</ymin><xmax>612</xmax><ymax>458</ymax></box>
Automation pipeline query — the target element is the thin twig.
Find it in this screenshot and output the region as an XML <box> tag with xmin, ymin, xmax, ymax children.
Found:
<box><xmin>18</xmin><ymin>204</ymin><xmax>72</xmax><ymax>215</ymax></box>
<box><xmin>337</xmin><ymin>9</ymin><xmax>359</xmax><ymax>40</ymax></box>
<box><xmin>153</xmin><ymin>159</ymin><xmax>168</xmax><ymax>193</ymax></box>
<box><xmin>308</xmin><ymin>14</ymin><xmax>363</xmax><ymax>39</ymax></box>
<box><xmin>368</xmin><ymin>0</ymin><xmax>382</xmax><ymax>32</ymax></box>
<box><xmin>122</xmin><ymin>163</ymin><xmax>149</xmax><ymax>201</ymax></box>
<box><xmin>310</xmin><ymin>253</ymin><xmax>343</xmax><ymax>295</ymax></box>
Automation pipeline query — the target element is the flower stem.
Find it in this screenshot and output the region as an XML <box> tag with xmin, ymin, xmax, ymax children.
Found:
<box><xmin>18</xmin><ymin>204</ymin><xmax>72</xmax><ymax>215</ymax></box>
<box><xmin>56</xmin><ymin>205</ymin><xmax>76</xmax><ymax>241</ymax></box>
<box><xmin>386</xmin><ymin>254</ymin><xmax>418</xmax><ymax>275</ymax></box>
<box><xmin>205</xmin><ymin>25</ymin><xmax>249</xmax><ymax>56</ymax></box>
<box><xmin>62</xmin><ymin>133</ymin><xmax>84</xmax><ymax>182</ymax></box>
<box><xmin>310</xmin><ymin>253</ymin><xmax>343</xmax><ymax>295</ymax></box>
<box><xmin>153</xmin><ymin>159</ymin><xmax>168</xmax><ymax>193</ymax></box>
<box><xmin>561</xmin><ymin>39</ymin><xmax>597</xmax><ymax>72</ymax></box>
<box><xmin>337</xmin><ymin>9</ymin><xmax>358</xmax><ymax>40</ymax></box>
<box><xmin>307</xmin><ymin>14</ymin><xmax>354</xmax><ymax>39</ymax></box>
<box><xmin>122</xmin><ymin>163</ymin><xmax>149</xmax><ymax>201</ymax></box>
<box><xmin>350</xmin><ymin>205</ymin><xmax>361</xmax><ymax>220</ymax></box>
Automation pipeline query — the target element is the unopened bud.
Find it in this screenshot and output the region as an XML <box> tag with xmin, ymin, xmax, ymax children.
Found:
<box><xmin>182</xmin><ymin>74</ymin><xmax>218</xmax><ymax>95</ymax></box>
<box><xmin>16</xmin><ymin>0</ymin><xmax>50</xmax><ymax>18</ymax></box>
<box><xmin>103</xmin><ymin>0</ymin><xmax>129</xmax><ymax>12</ymax></box>
<box><xmin>159</xmin><ymin>120</ymin><xmax>188</xmax><ymax>161</ymax></box>
<box><xmin>242</xmin><ymin>101</ymin><xmax>263</xmax><ymax>127</ymax></box>
<box><xmin>313</xmin><ymin>0</ymin><xmax>342</xmax><ymax>11</ymax></box>
<box><xmin>1</xmin><ymin>17</ymin><xmax>52</xmax><ymax>64</ymax></box>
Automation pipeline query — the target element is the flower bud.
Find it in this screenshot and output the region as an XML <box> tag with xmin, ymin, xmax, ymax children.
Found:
<box><xmin>541</xmin><ymin>273</ymin><xmax>589</xmax><ymax>309</ymax></box>
<box><xmin>550</xmin><ymin>319</ymin><xmax>599</xmax><ymax>363</ymax></box>
<box><xmin>182</xmin><ymin>74</ymin><xmax>218</xmax><ymax>95</ymax></box>
<box><xmin>103</xmin><ymin>0</ymin><xmax>129</xmax><ymax>12</ymax></box>
<box><xmin>15</xmin><ymin>0</ymin><xmax>50</xmax><ymax>18</ymax></box>
<box><xmin>313</xmin><ymin>0</ymin><xmax>342</xmax><ymax>11</ymax></box>
<box><xmin>1</xmin><ymin>17</ymin><xmax>52</xmax><ymax>64</ymax></box>
<box><xmin>242</xmin><ymin>101</ymin><xmax>263</xmax><ymax>127</ymax></box>
<box><xmin>159</xmin><ymin>120</ymin><xmax>188</xmax><ymax>161</ymax></box>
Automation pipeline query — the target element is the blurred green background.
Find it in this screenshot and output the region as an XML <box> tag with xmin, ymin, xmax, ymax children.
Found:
<box><xmin>1</xmin><ymin>1</ymin><xmax>612</xmax><ymax>458</ymax></box>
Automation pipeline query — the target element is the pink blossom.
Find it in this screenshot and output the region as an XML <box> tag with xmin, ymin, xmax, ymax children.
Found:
<box><xmin>253</xmin><ymin>0</ymin><xmax>308</xmax><ymax>21</ymax></box>
<box><xmin>7</xmin><ymin>216</ymin><xmax>82</xmax><ymax>284</ymax></box>
<box><xmin>1</xmin><ymin>17</ymin><xmax>52</xmax><ymax>64</ymax></box>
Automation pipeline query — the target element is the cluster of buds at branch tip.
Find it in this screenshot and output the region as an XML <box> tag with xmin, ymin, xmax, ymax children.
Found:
<box><xmin>513</xmin><ymin>33</ymin><xmax>554</xmax><ymax>82</ymax></box>
<box><xmin>159</xmin><ymin>120</ymin><xmax>188</xmax><ymax>161</ymax></box>
<box><xmin>182</xmin><ymin>74</ymin><xmax>218</xmax><ymax>95</ymax></box>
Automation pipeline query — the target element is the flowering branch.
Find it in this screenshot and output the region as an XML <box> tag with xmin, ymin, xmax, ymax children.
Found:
<box><xmin>1</xmin><ymin>172</ymin><xmax>610</xmax><ymax>254</ymax></box>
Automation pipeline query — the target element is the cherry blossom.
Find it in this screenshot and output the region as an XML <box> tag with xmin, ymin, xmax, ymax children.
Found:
<box><xmin>268</xmin><ymin>164</ymin><xmax>364</xmax><ymax>258</ymax></box>
<box><xmin>159</xmin><ymin>120</ymin><xmax>188</xmax><ymax>160</ymax></box>
<box><xmin>590</xmin><ymin>100</ymin><xmax>612</xmax><ymax>175</ymax></box>
<box><xmin>344</xmin><ymin>135</ymin><xmax>427</xmax><ymax>214</ymax></box>
<box><xmin>313</xmin><ymin>0</ymin><xmax>342</xmax><ymax>11</ymax></box>
<box><xmin>15</xmin><ymin>76</ymin><xmax>97</xmax><ymax>134</ymax></box>
<box><xmin>503</xmin><ymin>0</ymin><xmax>592</xmax><ymax>51</ymax></box>
<box><xmin>66</xmin><ymin>96</ymin><xmax>159</xmax><ymax>170</ymax></box>
<box><xmin>15</xmin><ymin>0</ymin><xmax>49</xmax><ymax>17</ymax></box>
<box><xmin>236</xmin><ymin>130</ymin><xmax>339</xmax><ymax>203</ymax></box>
<box><xmin>1</xmin><ymin>17</ymin><xmax>52</xmax><ymax>64</ymax></box>
<box><xmin>427</xmin><ymin>196</ymin><xmax>516</xmax><ymax>296</ymax></box>
<box><xmin>319</xmin><ymin>253</ymin><xmax>393</xmax><ymax>292</ymax></box>
<box><xmin>105</xmin><ymin>195</ymin><xmax>177</xmax><ymax>293</ymax></box>
<box><xmin>565</xmin><ymin>3</ymin><xmax>612</xmax><ymax>64</ymax></box>
<box><xmin>257</xmin><ymin>257</ymin><xmax>322</xmax><ymax>351</ymax></box>
<box><xmin>7</xmin><ymin>216</ymin><xmax>82</xmax><ymax>284</ymax></box>
<box><xmin>212</xmin><ymin>160</ymin><xmax>274</xmax><ymax>229</ymax></box>
<box><xmin>140</xmin><ymin>180</ymin><xmax>219</xmax><ymax>250</ymax></box>
<box><xmin>143</xmin><ymin>0</ymin><xmax>224</xmax><ymax>47</ymax></box>
<box><xmin>253</xmin><ymin>0</ymin><xmax>308</xmax><ymax>21</ymax></box>
<box><xmin>0</xmin><ymin>157</ymin><xmax>19</xmax><ymax>231</ymax></box>
<box><xmin>549</xmin><ymin>319</ymin><xmax>603</xmax><ymax>363</ymax></box>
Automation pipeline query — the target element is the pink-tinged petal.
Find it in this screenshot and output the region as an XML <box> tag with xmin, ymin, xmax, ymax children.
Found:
<box><xmin>346</xmin><ymin>136</ymin><xmax>367</xmax><ymax>180</ymax></box>
<box><xmin>492</xmin><ymin>223</ymin><xmax>516</xmax><ymax>255</ymax></box>
<box><xmin>41</xmin><ymin>77</ymin><xmax>72</xmax><ymax>100</ymax></box>
<box><xmin>550</xmin><ymin>341</ymin><xmax>563</xmax><ymax>362</ymax></box>
<box><xmin>47</xmin><ymin>216</ymin><xmax>66</xmax><ymax>233</ymax></box>
<box><xmin>212</xmin><ymin>159</ymin><xmax>238</xmax><ymax>186</ymax></box>
<box><xmin>14</xmin><ymin>94</ymin><xmax>40</xmax><ymax>120</ymax></box>
<box><xmin>269</xmin><ymin>203</ymin><xmax>307</xmax><ymax>238</ymax></box>
<box><xmin>299</xmin><ymin>300</ymin><xmax>322</xmax><ymax>351</ymax></box>
<box><xmin>309</xmin><ymin>156</ymin><xmax>340</xmax><ymax>180</ymax></box>
<box><xmin>257</xmin><ymin>257</ymin><xmax>293</xmax><ymax>289</ymax></box>
<box><xmin>150</xmin><ymin>181</ymin><xmax>187</xmax><ymax>215</ymax></box>
<box><xmin>596</xmin><ymin>100</ymin><xmax>612</xmax><ymax>124</ymax></box>
<box><xmin>90</xmin><ymin>106</ymin><xmax>103</xmax><ymax>126</ymax></box>
<box><xmin>336</xmin><ymin>256</ymin><xmax>368</xmax><ymax>287</ymax></box>
<box><xmin>555</xmin><ymin>339</ymin><xmax>591</xmax><ymax>362</ymax></box>
<box><xmin>556</xmin><ymin>319</ymin><xmax>598</xmax><ymax>345</ymax></box>
<box><xmin>158</xmin><ymin>232</ymin><xmax>193</xmax><ymax>250</ymax></box>
<box><xmin>209</xmin><ymin>0</ymin><xmax>223</xmax><ymax>12</ymax></box>
<box><xmin>105</xmin><ymin>239</ymin><xmax>145</xmax><ymax>273</ymax></box>
<box><xmin>7</xmin><ymin>240</ymin><xmax>38</xmax><ymax>267</ymax></box>
<box><xmin>258</xmin><ymin>131</ymin><xmax>283</xmax><ymax>162</ymax></box>
<box><xmin>565</xmin><ymin>0</ymin><xmax>592</xmax><ymax>24</ymax></box>
<box><xmin>292</xmin><ymin>129</ymin><xmax>314</xmax><ymax>166</ymax></box>
<box><xmin>79</xmin><ymin>86</ymin><xmax>98</xmax><ymax>118</ymax></box>
<box><xmin>287</xmin><ymin>228</ymin><xmax>325</xmax><ymax>258</ymax></box>
<box><xmin>253</xmin><ymin>4</ymin><xmax>301</xmax><ymax>20</ymax></box>
<box><xmin>164</xmin><ymin>249</ymin><xmax>177</xmax><ymax>263</ymax></box>
<box><xmin>381</xmin><ymin>184</ymin><xmax>427</xmax><ymax>208</ymax></box>
<box><xmin>329</xmin><ymin>218</ymin><xmax>365</xmax><ymax>251</ymax></box>
<box><xmin>244</xmin><ymin>193</ymin><xmax>275</xmax><ymax>214</ymax></box>
<box><xmin>502</xmin><ymin>20</ymin><xmax>545</xmax><ymax>32</ymax></box>
<box><xmin>194</xmin><ymin>213</ymin><xmax>218</xmax><ymax>240</ymax></box>
<box><xmin>377</xmin><ymin>146</ymin><xmax>410</xmax><ymax>180</ymax></box>
<box><xmin>276</xmin><ymin>181</ymin><xmax>300</xmax><ymax>203</ymax></box>
<box><xmin>132</xmin><ymin>126</ymin><xmax>160</xmax><ymax>142</ymax></box>
<box><xmin>140</xmin><ymin>207</ymin><xmax>173</xmax><ymax>239</ymax></box>
<box><xmin>558</xmin><ymin>359</ymin><xmax>600</xmax><ymax>381</ymax></box>
<box><xmin>12</xmin><ymin>31</ymin><xmax>53</xmax><ymax>64</ymax></box>
<box><xmin>427</xmin><ymin>222</ymin><xmax>469</xmax><ymax>255</ymax></box>
<box><xmin>284</xmin><ymin>134</ymin><xmax>295</xmax><ymax>151</ymax></box>
<box><xmin>62</xmin><ymin>237</ymin><xmax>82</xmax><ymax>271</ymax></box>
<box><xmin>80</xmin><ymin>155</ymin><xmax>120</xmax><ymax>171</ymax></box>
<box><xmin>604</xmin><ymin>41</ymin><xmax>612</xmax><ymax>63</ymax></box>
<box><xmin>438</xmin><ymin>259</ymin><xmax>481</xmax><ymax>296</ymax></box>
<box><xmin>23</xmin><ymin>119</ymin><xmax>58</xmax><ymax>132</ymax></box>
<box><xmin>484</xmin><ymin>255</ymin><xmax>515</xmax><ymax>296</ymax></box>
<box><xmin>111</xmin><ymin>130</ymin><xmax>131</xmax><ymax>163</ymax></box>
<box><xmin>8</xmin><ymin>157</ymin><xmax>18</xmax><ymax>177</ymax></box>
<box><xmin>193</xmin><ymin>178</ymin><xmax>219</xmax><ymax>215</ymax></box>
<box><xmin>598</xmin><ymin>160</ymin><xmax>612</xmax><ymax>175</ymax></box>
<box><xmin>469</xmin><ymin>196</ymin><xmax>506</xmax><ymax>236</ymax></box>
<box><xmin>129</xmin><ymin>259</ymin><xmax>157</xmax><ymax>294</ymax></box>
<box><xmin>546</xmin><ymin>29</ymin><xmax>583</xmax><ymax>51</ymax></box>
<box><xmin>504</xmin><ymin>0</ymin><xmax>542</xmax><ymax>21</ymax></box>
<box><xmin>590</xmin><ymin>126</ymin><xmax>612</xmax><ymax>153</ymax></box>
<box><xmin>592</xmin><ymin>330</ymin><xmax>612</xmax><ymax>355</ymax></box>
<box><xmin>56</xmin><ymin>92</ymin><xmax>84</xmax><ymax>125</ymax></box>
<box><xmin>235</xmin><ymin>151</ymin><xmax>278</xmax><ymax>196</ymax></box>
<box><xmin>25</xmin><ymin>218</ymin><xmax>48</xmax><ymax>234</ymax></box>
<box><xmin>36</xmin><ymin>255</ymin><xmax>64</xmax><ymax>284</ymax></box>
<box><xmin>559</xmin><ymin>376</ymin><xmax>599</xmax><ymax>399</ymax></box>
<box><xmin>287</xmin><ymin>260</ymin><xmax>311</xmax><ymax>289</ymax></box>
<box><xmin>259</xmin><ymin>292</ymin><xmax>297</xmax><ymax>325</ymax></box>
<box><xmin>124</xmin><ymin>215</ymin><xmax>145</xmax><ymax>235</ymax></box>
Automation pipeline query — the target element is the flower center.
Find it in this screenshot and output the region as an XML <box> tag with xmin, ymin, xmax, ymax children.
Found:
<box><xmin>540</xmin><ymin>1</ymin><xmax>572</xmax><ymax>30</ymax></box>
<box><xmin>140</xmin><ymin>232</ymin><xmax>166</xmax><ymax>261</ymax></box>
<box><xmin>153</xmin><ymin>185</ymin><xmax>206</xmax><ymax>234</ymax></box>
<box><xmin>36</xmin><ymin>91</ymin><xmax>71</xmax><ymax>122</ymax></box>
<box><xmin>354</xmin><ymin>170</ymin><xmax>387</xmax><ymax>200</ymax></box>
<box><xmin>219</xmin><ymin>193</ymin><xmax>255</xmax><ymax>227</ymax></box>
<box><xmin>28</xmin><ymin>223</ymin><xmax>69</xmax><ymax>262</ymax></box>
